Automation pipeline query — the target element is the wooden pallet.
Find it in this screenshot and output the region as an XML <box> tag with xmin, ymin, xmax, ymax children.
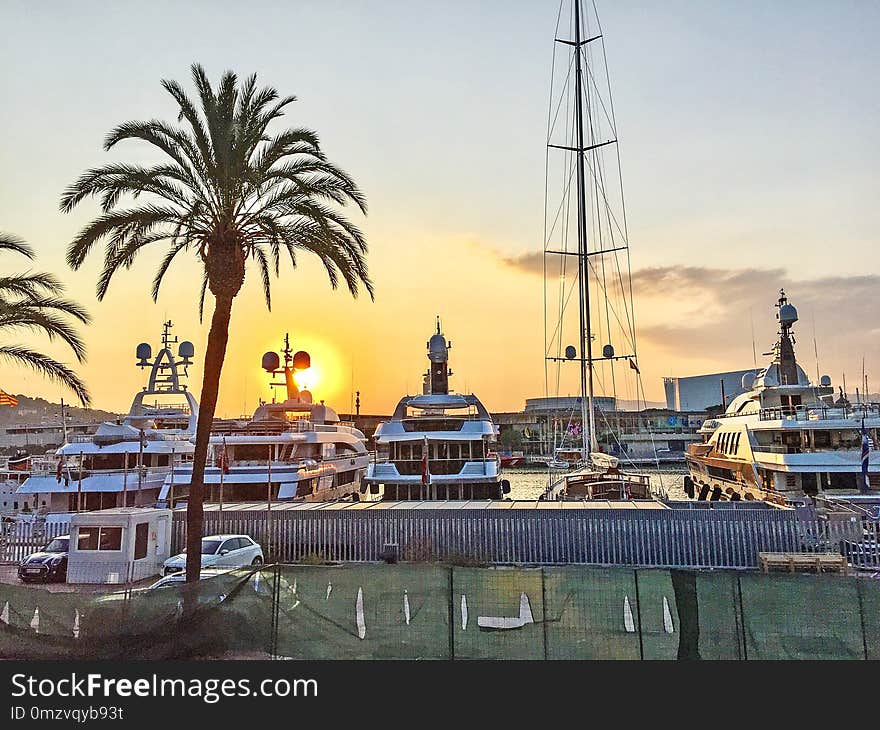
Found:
<box><xmin>758</xmin><ymin>552</ymin><xmax>848</xmax><ymax>576</ymax></box>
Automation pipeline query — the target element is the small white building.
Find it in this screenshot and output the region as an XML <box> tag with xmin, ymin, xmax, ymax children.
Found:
<box><xmin>66</xmin><ymin>507</ymin><xmax>171</xmax><ymax>584</ymax></box>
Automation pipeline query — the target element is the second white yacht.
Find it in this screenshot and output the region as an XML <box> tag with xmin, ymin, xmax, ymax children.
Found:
<box><xmin>159</xmin><ymin>334</ymin><xmax>374</xmax><ymax>505</ymax></box>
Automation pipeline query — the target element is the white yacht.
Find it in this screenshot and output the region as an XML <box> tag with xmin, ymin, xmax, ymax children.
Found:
<box><xmin>159</xmin><ymin>334</ymin><xmax>374</xmax><ymax>505</ymax></box>
<box><xmin>17</xmin><ymin>322</ymin><xmax>197</xmax><ymax>512</ymax></box>
<box><xmin>365</xmin><ymin>320</ymin><xmax>507</xmax><ymax>500</ymax></box>
<box><xmin>685</xmin><ymin>290</ymin><xmax>880</xmax><ymax>507</ymax></box>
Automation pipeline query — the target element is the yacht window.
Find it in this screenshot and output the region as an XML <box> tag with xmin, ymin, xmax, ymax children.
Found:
<box><xmin>337</xmin><ymin>470</ymin><xmax>356</xmax><ymax>486</ymax></box>
<box><xmin>233</xmin><ymin>444</ymin><xmax>273</xmax><ymax>462</ymax></box>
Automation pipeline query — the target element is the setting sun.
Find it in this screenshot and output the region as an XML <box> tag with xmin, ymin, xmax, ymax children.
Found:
<box><xmin>293</xmin><ymin>366</ymin><xmax>319</xmax><ymax>393</ymax></box>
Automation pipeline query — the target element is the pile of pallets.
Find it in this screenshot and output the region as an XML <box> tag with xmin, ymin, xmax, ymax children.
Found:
<box><xmin>758</xmin><ymin>552</ymin><xmax>848</xmax><ymax>576</ymax></box>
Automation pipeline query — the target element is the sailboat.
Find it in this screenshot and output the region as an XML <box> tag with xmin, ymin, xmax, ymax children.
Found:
<box><xmin>540</xmin><ymin>0</ymin><xmax>653</xmax><ymax>501</ymax></box>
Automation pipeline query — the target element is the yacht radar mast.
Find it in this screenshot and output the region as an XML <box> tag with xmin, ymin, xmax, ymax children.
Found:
<box><xmin>262</xmin><ymin>333</ymin><xmax>311</xmax><ymax>404</ymax></box>
<box><xmin>425</xmin><ymin>317</ymin><xmax>453</xmax><ymax>395</ymax></box>
<box><xmin>775</xmin><ymin>289</ymin><xmax>800</xmax><ymax>386</ymax></box>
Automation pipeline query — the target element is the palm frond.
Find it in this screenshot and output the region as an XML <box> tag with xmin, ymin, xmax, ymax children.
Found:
<box><xmin>0</xmin><ymin>233</ymin><xmax>34</xmax><ymax>259</ymax></box>
<box><xmin>0</xmin><ymin>345</ymin><xmax>90</xmax><ymax>405</ymax></box>
<box><xmin>64</xmin><ymin>63</ymin><xmax>374</xmax><ymax>324</ymax></box>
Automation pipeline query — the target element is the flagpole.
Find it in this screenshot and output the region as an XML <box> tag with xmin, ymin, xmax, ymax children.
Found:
<box><xmin>169</xmin><ymin>447</ymin><xmax>175</xmax><ymax>510</ymax></box>
<box><xmin>266</xmin><ymin>444</ymin><xmax>273</xmax><ymax>558</ymax></box>
<box><xmin>77</xmin><ymin>452</ymin><xmax>83</xmax><ymax>513</ymax></box>
<box><xmin>218</xmin><ymin>438</ymin><xmax>225</xmax><ymax>532</ymax></box>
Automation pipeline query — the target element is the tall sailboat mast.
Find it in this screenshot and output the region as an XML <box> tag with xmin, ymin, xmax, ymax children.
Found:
<box><xmin>572</xmin><ymin>0</ymin><xmax>597</xmax><ymax>457</ymax></box>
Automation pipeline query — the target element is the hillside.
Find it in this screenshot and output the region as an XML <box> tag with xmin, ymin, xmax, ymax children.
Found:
<box><xmin>0</xmin><ymin>394</ymin><xmax>122</xmax><ymax>428</ymax></box>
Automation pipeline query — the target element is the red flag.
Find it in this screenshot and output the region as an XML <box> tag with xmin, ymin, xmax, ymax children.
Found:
<box><xmin>629</xmin><ymin>358</ymin><xmax>640</xmax><ymax>375</ymax></box>
<box><xmin>0</xmin><ymin>390</ymin><xmax>18</xmax><ymax>407</ymax></box>
<box><xmin>56</xmin><ymin>456</ymin><xmax>63</xmax><ymax>483</ymax></box>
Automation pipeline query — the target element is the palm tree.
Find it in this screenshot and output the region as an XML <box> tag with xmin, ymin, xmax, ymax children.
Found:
<box><xmin>61</xmin><ymin>64</ymin><xmax>373</xmax><ymax>580</ymax></box>
<box><xmin>0</xmin><ymin>233</ymin><xmax>91</xmax><ymax>405</ymax></box>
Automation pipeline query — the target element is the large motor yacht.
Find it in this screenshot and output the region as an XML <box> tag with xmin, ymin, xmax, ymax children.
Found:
<box><xmin>159</xmin><ymin>334</ymin><xmax>373</xmax><ymax>505</ymax></box>
<box><xmin>365</xmin><ymin>320</ymin><xmax>506</xmax><ymax>500</ymax></box>
<box><xmin>685</xmin><ymin>290</ymin><xmax>880</xmax><ymax>507</ymax></box>
<box><xmin>18</xmin><ymin>322</ymin><xmax>198</xmax><ymax>512</ymax></box>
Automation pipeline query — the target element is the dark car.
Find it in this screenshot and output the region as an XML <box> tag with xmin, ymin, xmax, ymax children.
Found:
<box><xmin>17</xmin><ymin>535</ymin><xmax>69</xmax><ymax>583</ymax></box>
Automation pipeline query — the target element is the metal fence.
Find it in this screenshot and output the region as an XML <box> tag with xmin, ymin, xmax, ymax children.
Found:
<box><xmin>165</xmin><ymin>504</ymin><xmax>880</xmax><ymax>570</ymax></box>
<box><xmin>3</xmin><ymin>504</ymin><xmax>878</xmax><ymax>571</ymax></box>
<box><xmin>0</xmin><ymin>520</ymin><xmax>70</xmax><ymax>564</ymax></box>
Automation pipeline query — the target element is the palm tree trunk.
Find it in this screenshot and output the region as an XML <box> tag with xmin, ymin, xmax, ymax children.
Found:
<box><xmin>185</xmin><ymin>292</ymin><xmax>234</xmax><ymax>582</ymax></box>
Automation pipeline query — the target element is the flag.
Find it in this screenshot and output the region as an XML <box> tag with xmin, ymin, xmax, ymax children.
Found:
<box><xmin>0</xmin><ymin>390</ymin><xmax>18</xmax><ymax>407</ymax></box>
<box><xmin>628</xmin><ymin>359</ymin><xmax>640</xmax><ymax>375</ymax></box>
<box><xmin>56</xmin><ymin>456</ymin><xmax>63</xmax><ymax>484</ymax></box>
<box><xmin>861</xmin><ymin>424</ymin><xmax>871</xmax><ymax>494</ymax></box>
<box><xmin>421</xmin><ymin>436</ymin><xmax>430</xmax><ymax>487</ymax></box>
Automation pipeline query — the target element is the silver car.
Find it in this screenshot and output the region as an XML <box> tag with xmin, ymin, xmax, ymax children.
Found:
<box><xmin>162</xmin><ymin>534</ymin><xmax>264</xmax><ymax>576</ymax></box>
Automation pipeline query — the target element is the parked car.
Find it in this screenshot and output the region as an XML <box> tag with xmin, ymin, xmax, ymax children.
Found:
<box><xmin>147</xmin><ymin>569</ymin><xmax>232</xmax><ymax>590</ymax></box>
<box><xmin>162</xmin><ymin>534</ymin><xmax>263</xmax><ymax>576</ymax></box>
<box><xmin>17</xmin><ymin>535</ymin><xmax>69</xmax><ymax>583</ymax></box>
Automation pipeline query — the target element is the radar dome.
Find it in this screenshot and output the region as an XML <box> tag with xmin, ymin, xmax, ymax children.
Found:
<box><xmin>136</xmin><ymin>343</ymin><xmax>152</xmax><ymax>365</ymax></box>
<box><xmin>742</xmin><ymin>372</ymin><xmax>756</xmax><ymax>390</ymax></box>
<box><xmin>292</xmin><ymin>350</ymin><xmax>311</xmax><ymax>370</ymax></box>
<box><xmin>428</xmin><ymin>334</ymin><xmax>448</xmax><ymax>363</ymax></box>
<box><xmin>262</xmin><ymin>351</ymin><xmax>280</xmax><ymax>372</ymax></box>
<box><xmin>299</xmin><ymin>389</ymin><xmax>313</xmax><ymax>403</ymax></box>
<box><xmin>819</xmin><ymin>374</ymin><xmax>831</xmax><ymax>387</ymax></box>
<box><xmin>779</xmin><ymin>303</ymin><xmax>798</xmax><ymax>325</ymax></box>
<box><xmin>602</xmin><ymin>344</ymin><xmax>614</xmax><ymax>359</ymax></box>
<box><xmin>178</xmin><ymin>341</ymin><xmax>194</xmax><ymax>360</ymax></box>
<box><xmin>565</xmin><ymin>345</ymin><xmax>577</xmax><ymax>360</ymax></box>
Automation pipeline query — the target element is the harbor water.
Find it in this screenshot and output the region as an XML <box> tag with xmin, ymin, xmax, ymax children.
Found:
<box><xmin>503</xmin><ymin>465</ymin><xmax>688</xmax><ymax>500</ymax></box>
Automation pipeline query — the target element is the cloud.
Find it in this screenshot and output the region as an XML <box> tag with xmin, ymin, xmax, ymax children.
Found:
<box><xmin>499</xmin><ymin>250</ymin><xmax>543</xmax><ymax>276</ymax></box>
<box><xmin>494</xmin><ymin>246</ymin><xmax>880</xmax><ymax>381</ymax></box>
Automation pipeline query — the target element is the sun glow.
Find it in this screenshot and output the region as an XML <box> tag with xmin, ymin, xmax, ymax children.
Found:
<box><xmin>293</xmin><ymin>366</ymin><xmax>319</xmax><ymax>392</ymax></box>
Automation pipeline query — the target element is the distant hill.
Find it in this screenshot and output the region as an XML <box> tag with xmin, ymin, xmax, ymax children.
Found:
<box><xmin>0</xmin><ymin>394</ymin><xmax>122</xmax><ymax>428</ymax></box>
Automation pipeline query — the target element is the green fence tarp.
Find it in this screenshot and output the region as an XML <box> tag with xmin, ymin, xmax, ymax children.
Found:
<box><xmin>452</xmin><ymin>567</ymin><xmax>544</xmax><ymax>660</ymax></box>
<box><xmin>275</xmin><ymin>564</ymin><xmax>450</xmax><ymax>659</ymax></box>
<box><xmin>693</xmin><ymin>571</ymin><xmax>743</xmax><ymax>660</ymax></box>
<box><xmin>739</xmin><ymin>573</ymin><xmax>864</xmax><ymax>660</ymax></box>
<box><xmin>543</xmin><ymin>566</ymin><xmax>640</xmax><ymax>659</ymax></box>
<box><xmin>2</xmin><ymin>565</ymin><xmax>877</xmax><ymax>660</ymax></box>
<box><xmin>858</xmin><ymin>578</ymin><xmax>880</xmax><ymax>661</ymax></box>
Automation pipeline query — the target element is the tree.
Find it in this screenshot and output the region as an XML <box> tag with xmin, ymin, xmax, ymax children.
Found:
<box><xmin>499</xmin><ymin>427</ymin><xmax>523</xmax><ymax>452</ymax></box>
<box><xmin>0</xmin><ymin>233</ymin><xmax>90</xmax><ymax>404</ymax></box>
<box><xmin>61</xmin><ymin>64</ymin><xmax>372</xmax><ymax>581</ymax></box>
